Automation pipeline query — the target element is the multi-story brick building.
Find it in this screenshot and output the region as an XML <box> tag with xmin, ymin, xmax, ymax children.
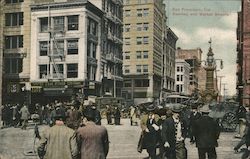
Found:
<box><xmin>122</xmin><ymin>0</ymin><xmax>177</xmax><ymax>104</ymax></box>
<box><xmin>176</xmin><ymin>48</ymin><xmax>202</xmax><ymax>95</ymax></box>
<box><xmin>236</xmin><ymin>0</ymin><xmax>250</xmax><ymax>106</ymax></box>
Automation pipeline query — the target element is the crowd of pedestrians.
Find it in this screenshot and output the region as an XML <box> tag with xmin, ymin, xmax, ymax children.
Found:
<box><xmin>2</xmin><ymin>99</ymin><xmax>250</xmax><ymax>159</ymax></box>
<box><xmin>1</xmin><ymin>104</ymin><xmax>30</xmax><ymax>129</ymax></box>
<box><xmin>138</xmin><ymin>103</ymin><xmax>221</xmax><ymax>159</ymax></box>
<box><xmin>37</xmin><ymin>102</ymin><xmax>109</xmax><ymax>159</ymax></box>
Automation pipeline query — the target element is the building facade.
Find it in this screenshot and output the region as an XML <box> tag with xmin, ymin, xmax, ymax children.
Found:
<box><xmin>236</xmin><ymin>0</ymin><xmax>250</xmax><ymax>106</ymax></box>
<box><xmin>122</xmin><ymin>0</ymin><xmax>176</xmax><ymax>104</ymax></box>
<box><xmin>30</xmin><ymin>1</ymin><xmax>104</xmax><ymax>104</ymax></box>
<box><xmin>1</xmin><ymin>0</ymin><xmax>32</xmax><ymax>105</ymax></box>
<box><xmin>89</xmin><ymin>0</ymin><xmax>123</xmax><ymax>98</ymax></box>
<box><xmin>161</xmin><ymin>28</ymin><xmax>178</xmax><ymax>100</ymax></box>
<box><xmin>175</xmin><ymin>59</ymin><xmax>190</xmax><ymax>95</ymax></box>
<box><xmin>0</xmin><ymin>0</ymin><xmax>123</xmax><ymax>105</ymax></box>
<box><xmin>0</xmin><ymin>0</ymin><xmax>4</xmax><ymax>106</ymax></box>
<box><xmin>176</xmin><ymin>48</ymin><xmax>202</xmax><ymax>95</ymax></box>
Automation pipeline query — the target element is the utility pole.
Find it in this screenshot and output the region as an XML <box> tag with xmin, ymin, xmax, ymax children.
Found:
<box><xmin>222</xmin><ymin>83</ymin><xmax>227</xmax><ymax>102</ymax></box>
<box><xmin>217</xmin><ymin>75</ymin><xmax>225</xmax><ymax>102</ymax></box>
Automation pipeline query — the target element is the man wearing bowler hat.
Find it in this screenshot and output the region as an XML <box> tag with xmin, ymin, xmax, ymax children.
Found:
<box><xmin>162</xmin><ymin>104</ymin><xmax>187</xmax><ymax>159</ymax></box>
<box><xmin>189</xmin><ymin>103</ymin><xmax>201</xmax><ymax>144</ymax></box>
<box><xmin>193</xmin><ymin>104</ymin><xmax>220</xmax><ymax>159</ymax></box>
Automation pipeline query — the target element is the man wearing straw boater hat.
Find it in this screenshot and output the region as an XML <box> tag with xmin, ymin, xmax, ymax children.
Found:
<box><xmin>193</xmin><ymin>104</ymin><xmax>220</xmax><ymax>159</ymax></box>
<box><xmin>162</xmin><ymin>104</ymin><xmax>187</xmax><ymax>159</ymax></box>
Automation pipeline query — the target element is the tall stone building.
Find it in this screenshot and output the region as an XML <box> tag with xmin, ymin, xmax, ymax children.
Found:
<box><xmin>236</xmin><ymin>0</ymin><xmax>250</xmax><ymax>106</ymax></box>
<box><xmin>176</xmin><ymin>48</ymin><xmax>202</xmax><ymax>95</ymax></box>
<box><xmin>1</xmin><ymin>0</ymin><xmax>32</xmax><ymax>105</ymax></box>
<box><xmin>30</xmin><ymin>0</ymin><xmax>105</xmax><ymax>104</ymax></box>
<box><xmin>122</xmin><ymin>0</ymin><xmax>177</xmax><ymax>104</ymax></box>
<box><xmin>90</xmin><ymin>0</ymin><xmax>123</xmax><ymax>98</ymax></box>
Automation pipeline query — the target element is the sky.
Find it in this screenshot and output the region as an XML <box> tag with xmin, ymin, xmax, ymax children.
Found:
<box><xmin>164</xmin><ymin>0</ymin><xmax>241</xmax><ymax>96</ymax></box>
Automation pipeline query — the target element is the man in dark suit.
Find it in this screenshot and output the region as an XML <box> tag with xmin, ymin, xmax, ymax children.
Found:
<box><xmin>189</xmin><ymin>103</ymin><xmax>201</xmax><ymax>144</ymax></box>
<box><xmin>77</xmin><ymin>107</ymin><xmax>109</xmax><ymax>159</ymax></box>
<box><xmin>193</xmin><ymin>104</ymin><xmax>220</xmax><ymax>159</ymax></box>
<box><xmin>162</xmin><ymin>104</ymin><xmax>187</xmax><ymax>159</ymax></box>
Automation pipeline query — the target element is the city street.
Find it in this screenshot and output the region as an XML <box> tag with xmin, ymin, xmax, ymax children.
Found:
<box><xmin>0</xmin><ymin>118</ymin><xmax>245</xmax><ymax>159</ymax></box>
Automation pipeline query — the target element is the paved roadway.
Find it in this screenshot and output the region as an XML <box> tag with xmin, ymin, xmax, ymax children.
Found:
<box><xmin>0</xmin><ymin>119</ymin><xmax>246</xmax><ymax>159</ymax></box>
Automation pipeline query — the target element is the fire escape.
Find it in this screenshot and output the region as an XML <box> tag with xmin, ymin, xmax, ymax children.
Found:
<box><xmin>47</xmin><ymin>6</ymin><xmax>65</xmax><ymax>81</ymax></box>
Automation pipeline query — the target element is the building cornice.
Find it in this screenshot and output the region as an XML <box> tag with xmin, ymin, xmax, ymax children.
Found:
<box><xmin>31</xmin><ymin>1</ymin><xmax>103</xmax><ymax>16</ymax></box>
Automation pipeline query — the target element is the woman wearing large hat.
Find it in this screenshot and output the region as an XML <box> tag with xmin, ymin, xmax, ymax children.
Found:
<box><xmin>138</xmin><ymin>104</ymin><xmax>160</xmax><ymax>159</ymax></box>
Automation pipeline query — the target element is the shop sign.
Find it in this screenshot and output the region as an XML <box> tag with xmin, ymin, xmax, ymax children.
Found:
<box><xmin>7</xmin><ymin>83</ymin><xmax>20</xmax><ymax>93</ymax></box>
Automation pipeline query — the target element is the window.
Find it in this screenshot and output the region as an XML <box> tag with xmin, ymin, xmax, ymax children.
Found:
<box><xmin>5</xmin><ymin>35</ymin><xmax>23</xmax><ymax>49</ymax></box>
<box><xmin>40</xmin><ymin>41</ymin><xmax>48</xmax><ymax>56</ymax></box>
<box><xmin>5</xmin><ymin>12</ymin><xmax>23</xmax><ymax>26</ymax></box>
<box><xmin>4</xmin><ymin>58</ymin><xmax>22</xmax><ymax>74</ymax></box>
<box><xmin>92</xmin><ymin>43</ymin><xmax>97</xmax><ymax>58</ymax></box>
<box><xmin>124</xmin><ymin>65</ymin><xmax>130</xmax><ymax>73</ymax></box>
<box><xmin>143</xmin><ymin>51</ymin><xmax>148</xmax><ymax>58</ymax></box>
<box><xmin>177</xmin><ymin>75</ymin><xmax>180</xmax><ymax>81</ymax></box>
<box><xmin>53</xmin><ymin>64</ymin><xmax>64</xmax><ymax>78</ymax></box>
<box><xmin>67</xmin><ymin>64</ymin><xmax>78</xmax><ymax>78</ymax></box>
<box><xmin>143</xmin><ymin>23</ymin><xmax>149</xmax><ymax>31</ymax></box>
<box><xmin>180</xmin><ymin>66</ymin><xmax>183</xmax><ymax>72</ymax></box>
<box><xmin>124</xmin><ymin>24</ymin><xmax>130</xmax><ymax>32</ymax></box>
<box><xmin>88</xmin><ymin>18</ymin><xmax>98</xmax><ymax>36</ymax></box>
<box><xmin>5</xmin><ymin>0</ymin><xmax>23</xmax><ymax>3</ymax></box>
<box><xmin>143</xmin><ymin>9</ymin><xmax>149</xmax><ymax>16</ymax></box>
<box><xmin>87</xmin><ymin>65</ymin><xmax>96</xmax><ymax>80</ymax></box>
<box><xmin>176</xmin><ymin>85</ymin><xmax>180</xmax><ymax>92</ymax></box>
<box><xmin>124</xmin><ymin>80</ymin><xmax>132</xmax><ymax>87</ymax></box>
<box><xmin>136</xmin><ymin>37</ymin><xmax>142</xmax><ymax>45</ymax></box>
<box><xmin>177</xmin><ymin>66</ymin><xmax>180</xmax><ymax>72</ymax></box>
<box><xmin>124</xmin><ymin>52</ymin><xmax>130</xmax><ymax>59</ymax></box>
<box><xmin>135</xmin><ymin>79</ymin><xmax>149</xmax><ymax>87</ymax></box>
<box><xmin>67</xmin><ymin>15</ymin><xmax>78</xmax><ymax>30</ymax></box>
<box><xmin>136</xmin><ymin>23</ymin><xmax>142</xmax><ymax>31</ymax></box>
<box><xmin>67</xmin><ymin>39</ymin><xmax>78</xmax><ymax>55</ymax></box>
<box><xmin>124</xmin><ymin>10</ymin><xmax>131</xmax><ymax>17</ymax></box>
<box><xmin>124</xmin><ymin>37</ymin><xmax>130</xmax><ymax>45</ymax></box>
<box><xmin>143</xmin><ymin>36</ymin><xmax>149</xmax><ymax>44</ymax></box>
<box><xmin>39</xmin><ymin>65</ymin><xmax>47</xmax><ymax>79</ymax></box>
<box><xmin>53</xmin><ymin>16</ymin><xmax>64</xmax><ymax>31</ymax></box>
<box><xmin>137</xmin><ymin>9</ymin><xmax>142</xmax><ymax>17</ymax></box>
<box><xmin>136</xmin><ymin>65</ymin><xmax>142</xmax><ymax>73</ymax></box>
<box><xmin>137</xmin><ymin>0</ymin><xmax>142</xmax><ymax>4</ymax></box>
<box><xmin>143</xmin><ymin>65</ymin><xmax>148</xmax><ymax>73</ymax></box>
<box><xmin>180</xmin><ymin>75</ymin><xmax>183</xmax><ymax>81</ymax></box>
<box><xmin>53</xmin><ymin>40</ymin><xmax>64</xmax><ymax>56</ymax></box>
<box><xmin>40</xmin><ymin>17</ymin><xmax>48</xmax><ymax>32</ymax></box>
<box><xmin>136</xmin><ymin>51</ymin><xmax>142</xmax><ymax>59</ymax></box>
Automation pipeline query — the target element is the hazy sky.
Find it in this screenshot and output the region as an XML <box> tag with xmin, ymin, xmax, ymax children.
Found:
<box><xmin>164</xmin><ymin>0</ymin><xmax>241</xmax><ymax>95</ymax></box>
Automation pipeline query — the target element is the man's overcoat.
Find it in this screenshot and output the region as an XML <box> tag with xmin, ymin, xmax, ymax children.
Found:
<box><xmin>77</xmin><ymin>121</ymin><xmax>109</xmax><ymax>159</ymax></box>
